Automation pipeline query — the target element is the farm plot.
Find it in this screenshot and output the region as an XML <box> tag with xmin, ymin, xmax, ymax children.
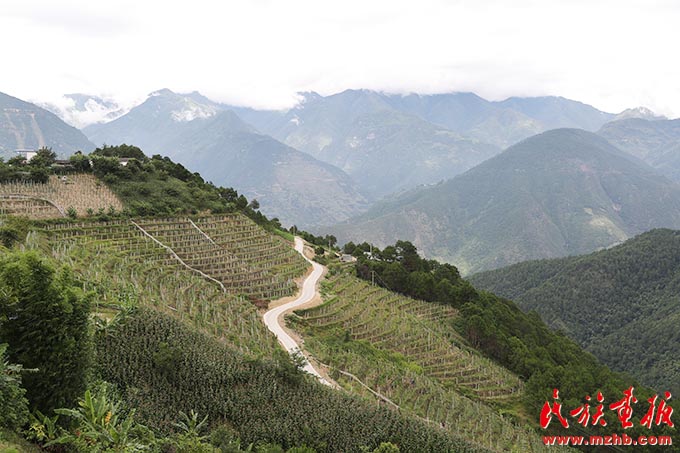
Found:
<box><xmin>0</xmin><ymin>174</ymin><xmax>123</xmax><ymax>218</ymax></box>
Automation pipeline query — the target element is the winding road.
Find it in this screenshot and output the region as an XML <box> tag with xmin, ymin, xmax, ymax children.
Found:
<box><xmin>263</xmin><ymin>237</ymin><xmax>331</xmax><ymax>386</ymax></box>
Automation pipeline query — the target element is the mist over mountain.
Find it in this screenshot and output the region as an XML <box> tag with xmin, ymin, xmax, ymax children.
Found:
<box><xmin>599</xmin><ymin>117</ymin><xmax>680</xmax><ymax>181</ymax></box>
<box><xmin>496</xmin><ymin>96</ymin><xmax>614</xmax><ymax>131</ymax></box>
<box><xmin>330</xmin><ymin>129</ymin><xmax>680</xmax><ymax>274</ymax></box>
<box><xmin>39</xmin><ymin>93</ymin><xmax>128</xmax><ymax>129</ymax></box>
<box><xmin>84</xmin><ymin>89</ymin><xmax>367</xmax><ymax>226</ymax></box>
<box><xmin>0</xmin><ymin>91</ymin><xmax>94</xmax><ymax>159</ymax></box>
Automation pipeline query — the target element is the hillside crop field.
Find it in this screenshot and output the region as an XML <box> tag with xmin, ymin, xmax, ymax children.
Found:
<box><xmin>34</xmin><ymin>213</ymin><xmax>307</xmax><ymax>356</ymax></box>
<box><xmin>291</xmin><ymin>269</ymin><xmax>552</xmax><ymax>452</ymax></box>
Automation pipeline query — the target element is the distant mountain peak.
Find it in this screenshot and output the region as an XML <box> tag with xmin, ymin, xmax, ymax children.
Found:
<box><xmin>614</xmin><ymin>106</ymin><xmax>666</xmax><ymax>121</ymax></box>
<box><xmin>330</xmin><ymin>126</ymin><xmax>680</xmax><ymax>274</ymax></box>
<box><xmin>149</xmin><ymin>88</ymin><xmax>175</xmax><ymax>97</ymax></box>
<box><xmin>143</xmin><ymin>89</ymin><xmax>221</xmax><ymax>122</ymax></box>
<box><xmin>294</xmin><ymin>91</ymin><xmax>323</xmax><ymax>108</ymax></box>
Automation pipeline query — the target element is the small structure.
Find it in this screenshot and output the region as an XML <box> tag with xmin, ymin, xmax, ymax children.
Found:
<box><xmin>340</xmin><ymin>254</ymin><xmax>356</xmax><ymax>263</ymax></box>
<box><xmin>15</xmin><ymin>149</ymin><xmax>37</xmax><ymax>162</ymax></box>
<box><xmin>53</xmin><ymin>159</ymin><xmax>72</xmax><ymax>169</ymax></box>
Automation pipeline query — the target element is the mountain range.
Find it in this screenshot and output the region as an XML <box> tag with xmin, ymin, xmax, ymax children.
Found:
<box><xmin>0</xmin><ymin>91</ymin><xmax>93</xmax><ymax>159</ymax></box>
<box><xmin>231</xmin><ymin>90</ymin><xmax>502</xmax><ymax>200</ymax></box>
<box><xmin>85</xmin><ymin>89</ymin><xmax>367</xmax><ymax>226</ymax></box>
<box><xmin>8</xmin><ymin>86</ymin><xmax>680</xmax><ymax>243</ymax></box>
<box><xmin>237</xmin><ymin>89</ymin><xmax>618</xmax><ymax>151</ymax></box>
<box><xmin>330</xmin><ymin>129</ymin><xmax>680</xmax><ymax>274</ymax></box>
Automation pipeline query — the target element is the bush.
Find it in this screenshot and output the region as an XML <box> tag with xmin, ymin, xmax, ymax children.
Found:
<box><xmin>0</xmin><ymin>344</ymin><xmax>29</xmax><ymax>430</ymax></box>
<box><xmin>0</xmin><ymin>252</ymin><xmax>91</xmax><ymax>413</ymax></box>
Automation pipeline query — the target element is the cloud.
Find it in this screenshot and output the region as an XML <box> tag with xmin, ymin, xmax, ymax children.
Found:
<box><xmin>0</xmin><ymin>0</ymin><xmax>678</xmax><ymax>116</ymax></box>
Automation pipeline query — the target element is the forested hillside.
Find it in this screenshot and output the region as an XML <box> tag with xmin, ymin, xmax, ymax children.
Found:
<box><xmin>471</xmin><ymin>229</ymin><xmax>680</xmax><ymax>396</ymax></box>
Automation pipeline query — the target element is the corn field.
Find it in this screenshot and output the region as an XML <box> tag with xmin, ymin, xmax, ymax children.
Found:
<box><xmin>96</xmin><ymin>308</ymin><xmax>488</xmax><ymax>453</ymax></box>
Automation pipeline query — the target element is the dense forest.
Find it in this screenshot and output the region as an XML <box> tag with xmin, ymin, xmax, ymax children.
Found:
<box><xmin>471</xmin><ymin>228</ymin><xmax>680</xmax><ymax>397</ymax></box>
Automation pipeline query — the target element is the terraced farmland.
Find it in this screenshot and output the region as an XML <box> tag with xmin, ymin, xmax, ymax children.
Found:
<box><xmin>299</xmin><ymin>272</ymin><xmax>522</xmax><ymax>401</ymax></box>
<box><xmin>292</xmin><ymin>271</ymin><xmax>547</xmax><ymax>452</ymax></box>
<box><xmin>36</xmin><ymin>213</ymin><xmax>308</xmax><ymax>355</ymax></box>
<box><xmin>0</xmin><ymin>174</ymin><xmax>123</xmax><ymax>217</ymax></box>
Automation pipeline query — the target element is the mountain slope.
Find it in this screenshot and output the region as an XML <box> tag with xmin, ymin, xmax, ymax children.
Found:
<box><xmin>497</xmin><ymin>96</ymin><xmax>614</xmax><ymax>131</ymax></box>
<box><xmin>599</xmin><ymin>117</ymin><xmax>680</xmax><ymax>181</ymax></box>
<box><xmin>470</xmin><ymin>229</ymin><xmax>680</xmax><ymax>395</ymax></box>
<box><xmin>0</xmin><ymin>91</ymin><xmax>94</xmax><ymax>158</ymax></box>
<box><xmin>84</xmin><ymin>90</ymin><xmax>367</xmax><ymax>226</ymax></box>
<box><xmin>84</xmin><ymin>88</ymin><xmax>223</xmax><ymax>151</ymax></box>
<box><xmin>234</xmin><ymin>90</ymin><xmax>501</xmax><ymax>199</ymax></box>
<box><xmin>330</xmin><ymin>129</ymin><xmax>680</xmax><ymax>274</ymax></box>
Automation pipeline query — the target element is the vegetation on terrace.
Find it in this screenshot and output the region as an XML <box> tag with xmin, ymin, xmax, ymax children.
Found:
<box><xmin>39</xmin><ymin>213</ymin><xmax>306</xmax><ymax>353</ymax></box>
<box><xmin>95</xmin><ymin>307</ymin><xmax>485</xmax><ymax>452</ymax></box>
<box><xmin>292</xmin><ymin>270</ymin><xmax>550</xmax><ymax>452</ymax></box>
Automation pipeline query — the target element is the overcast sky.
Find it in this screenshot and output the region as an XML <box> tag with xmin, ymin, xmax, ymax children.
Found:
<box><xmin>1</xmin><ymin>0</ymin><xmax>679</xmax><ymax>116</ymax></box>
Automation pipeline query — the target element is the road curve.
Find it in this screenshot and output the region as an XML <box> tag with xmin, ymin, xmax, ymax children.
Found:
<box><xmin>263</xmin><ymin>237</ymin><xmax>330</xmax><ymax>386</ymax></box>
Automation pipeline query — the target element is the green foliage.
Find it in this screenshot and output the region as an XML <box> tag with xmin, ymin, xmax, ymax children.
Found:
<box><xmin>28</xmin><ymin>148</ymin><xmax>56</xmax><ymax>168</ymax></box>
<box><xmin>91</xmin><ymin>144</ymin><xmax>146</xmax><ymax>160</ymax></box>
<box><xmin>49</xmin><ymin>387</ymin><xmax>155</xmax><ymax>452</ymax></box>
<box><xmin>69</xmin><ymin>152</ymin><xmax>91</xmax><ymax>172</ymax></box>
<box><xmin>0</xmin><ymin>427</ymin><xmax>42</xmax><ymax>453</ymax></box>
<box><xmin>371</xmin><ymin>443</ymin><xmax>400</xmax><ymax>453</ymax></box>
<box><xmin>24</xmin><ymin>411</ymin><xmax>59</xmax><ymax>446</ymax></box>
<box><xmin>169</xmin><ymin>410</ymin><xmax>213</xmax><ymax>453</ymax></box>
<box><xmin>471</xmin><ymin>228</ymin><xmax>680</xmax><ymax>396</ymax></box>
<box><xmin>0</xmin><ymin>344</ymin><xmax>29</xmax><ymax>430</ymax></box>
<box><xmin>0</xmin><ymin>252</ymin><xmax>91</xmax><ymax>413</ymax></box>
<box><xmin>0</xmin><ymin>218</ymin><xmax>29</xmax><ymax>248</ymax></box>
